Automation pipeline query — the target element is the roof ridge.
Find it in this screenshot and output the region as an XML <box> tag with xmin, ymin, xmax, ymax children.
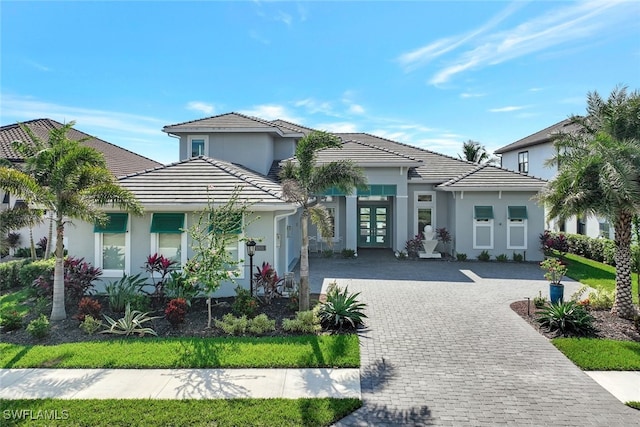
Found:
<box><xmin>163</xmin><ymin>112</ymin><xmax>299</xmax><ymax>133</ymax></box>
<box><xmin>439</xmin><ymin>162</ymin><xmax>547</xmax><ymax>187</ymax></box>
<box><xmin>270</xmin><ymin>119</ymin><xmax>317</xmax><ymax>133</ymax></box>
<box><xmin>342</xmin><ymin>138</ymin><xmax>422</xmax><ymax>162</ymax></box>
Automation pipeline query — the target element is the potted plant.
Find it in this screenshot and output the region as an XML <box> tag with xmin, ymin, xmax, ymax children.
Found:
<box><xmin>540</xmin><ymin>257</ymin><xmax>567</xmax><ymax>304</ymax></box>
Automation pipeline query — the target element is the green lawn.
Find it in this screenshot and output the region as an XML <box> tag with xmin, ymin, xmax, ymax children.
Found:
<box><xmin>0</xmin><ymin>398</ymin><xmax>362</xmax><ymax>427</ymax></box>
<box><xmin>0</xmin><ymin>334</ymin><xmax>360</xmax><ymax>369</ymax></box>
<box><xmin>0</xmin><ymin>288</ymin><xmax>31</xmax><ymax>316</ymax></box>
<box><xmin>564</xmin><ymin>253</ymin><xmax>639</xmax><ymax>303</ymax></box>
<box><xmin>551</xmin><ymin>338</ymin><xmax>640</xmax><ymax>371</ymax></box>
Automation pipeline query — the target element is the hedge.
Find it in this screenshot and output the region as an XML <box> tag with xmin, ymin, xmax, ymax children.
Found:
<box><xmin>0</xmin><ymin>259</ymin><xmax>29</xmax><ymax>291</ymax></box>
<box><xmin>541</xmin><ymin>231</ymin><xmax>616</xmax><ymax>265</ymax></box>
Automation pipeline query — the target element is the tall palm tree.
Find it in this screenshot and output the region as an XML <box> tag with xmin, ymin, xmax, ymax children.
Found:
<box><xmin>458</xmin><ymin>140</ymin><xmax>496</xmax><ymax>164</ymax></box>
<box><xmin>0</xmin><ymin>122</ymin><xmax>143</xmax><ymax>320</ymax></box>
<box><xmin>279</xmin><ymin>131</ymin><xmax>367</xmax><ymax>311</ymax></box>
<box><xmin>540</xmin><ymin>86</ymin><xmax>640</xmax><ymax>319</ymax></box>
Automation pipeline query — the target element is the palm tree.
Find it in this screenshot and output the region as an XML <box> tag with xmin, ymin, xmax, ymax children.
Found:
<box><xmin>458</xmin><ymin>140</ymin><xmax>496</xmax><ymax>164</ymax></box>
<box><xmin>540</xmin><ymin>86</ymin><xmax>640</xmax><ymax>319</ymax></box>
<box><xmin>279</xmin><ymin>131</ymin><xmax>367</xmax><ymax>311</ymax></box>
<box><xmin>0</xmin><ymin>122</ymin><xmax>143</xmax><ymax>320</ymax></box>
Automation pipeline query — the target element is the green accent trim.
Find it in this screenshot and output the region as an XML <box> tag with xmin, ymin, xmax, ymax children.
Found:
<box><xmin>322</xmin><ymin>187</ymin><xmax>347</xmax><ymax>196</ymax></box>
<box><xmin>94</xmin><ymin>213</ymin><xmax>128</xmax><ymax>233</ymax></box>
<box><xmin>150</xmin><ymin>213</ymin><xmax>184</xmax><ymax>233</ymax></box>
<box><xmin>508</xmin><ymin>206</ymin><xmax>528</xmax><ymax>220</ymax></box>
<box><xmin>357</xmin><ymin>185</ymin><xmax>397</xmax><ymax>196</ymax></box>
<box><xmin>474</xmin><ymin>206</ymin><xmax>494</xmax><ymax>220</ymax></box>
<box><xmin>210</xmin><ymin>212</ymin><xmax>242</xmax><ymax>234</ymax></box>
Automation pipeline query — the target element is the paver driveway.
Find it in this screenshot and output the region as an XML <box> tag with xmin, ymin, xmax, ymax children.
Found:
<box><xmin>306</xmin><ymin>250</ymin><xmax>639</xmax><ymax>426</ymax></box>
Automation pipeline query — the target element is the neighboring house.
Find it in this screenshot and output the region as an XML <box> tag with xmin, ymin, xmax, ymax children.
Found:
<box><xmin>0</xmin><ymin>119</ymin><xmax>162</xmax><ymax>253</ymax></box>
<box><xmin>495</xmin><ymin>119</ymin><xmax>613</xmax><ymax>239</ymax></box>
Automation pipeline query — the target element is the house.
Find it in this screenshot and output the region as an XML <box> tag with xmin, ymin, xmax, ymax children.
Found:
<box><xmin>0</xmin><ymin>118</ymin><xmax>162</xmax><ymax>254</ymax></box>
<box><xmin>495</xmin><ymin>119</ymin><xmax>613</xmax><ymax>239</ymax></box>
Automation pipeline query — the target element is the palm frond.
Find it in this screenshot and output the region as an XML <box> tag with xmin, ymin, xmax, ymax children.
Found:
<box><xmin>309</xmin><ymin>205</ymin><xmax>333</xmax><ymax>246</ymax></box>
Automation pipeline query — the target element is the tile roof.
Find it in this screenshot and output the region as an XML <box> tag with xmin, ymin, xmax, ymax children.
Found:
<box><xmin>494</xmin><ymin>119</ymin><xmax>582</xmax><ymax>154</ymax></box>
<box><xmin>163</xmin><ymin>112</ymin><xmax>304</xmax><ymax>137</ymax></box>
<box><xmin>118</xmin><ymin>156</ymin><xmax>289</xmax><ymax>207</ymax></box>
<box><xmin>0</xmin><ymin>119</ymin><xmax>161</xmax><ymax>177</ymax></box>
<box><xmin>437</xmin><ymin>164</ymin><xmax>547</xmax><ymax>191</ymax></box>
<box><xmin>309</xmin><ymin>139</ymin><xmax>422</xmax><ymax>167</ymax></box>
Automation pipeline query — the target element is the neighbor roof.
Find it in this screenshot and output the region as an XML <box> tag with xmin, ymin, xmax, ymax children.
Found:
<box><xmin>0</xmin><ymin>119</ymin><xmax>162</xmax><ymax>176</ymax></box>
<box><xmin>437</xmin><ymin>164</ymin><xmax>547</xmax><ymax>191</ymax></box>
<box><xmin>163</xmin><ymin>112</ymin><xmax>305</xmax><ymax>137</ymax></box>
<box><xmin>494</xmin><ymin>119</ymin><xmax>582</xmax><ymax>154</ymax></box>
<box><xmin>118</xmin><ymin>156</ymin><xmax>290</xmax><ymax>207</ymax></box>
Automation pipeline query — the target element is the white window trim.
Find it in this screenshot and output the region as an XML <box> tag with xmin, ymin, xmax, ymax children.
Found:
<box><xmin>150</xmin><ymin>214</ymin><xmax>188</xmax><ymax>268</ymax></box>
<box><xmin>188</xmin><ymin>135</ymin><xmax>209</xmax><ymax>158</ymax></box>
<box><xmin>318</xmin><ymin>204</ymin><xmax>339</xmax><ymax>243</ymax></box>
<box><xmin>226</xmin><ymin>233</ymin><xmax>245</xmax><ymax>279</ymax></box>
<box><xmin>94</xmin><ymin>215</ymin><xmax>131</xmax><ymax>277</ymax></box>
<box><xmin>507</xmin><ymin>218</ymin><xmax>527</xmax><ymax>249</ymax></box>
<box><xmin>473</xmin><ymin>219</ymin><xmax>494</xmax><ymax>250</ymax></box>
<box><xmin>415</xmin><ymin>191</ymin><xmax>436</xmax><ymax>235</ymax></box>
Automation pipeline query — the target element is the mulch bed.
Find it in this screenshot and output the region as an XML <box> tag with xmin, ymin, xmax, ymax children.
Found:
<box><xmin>511</xmin><ymin>300</ymin><xmax>640</xmax><ymax>341</ymax></box>
<box><xmin>1</xmin><ymin>295</ymin><xmax>305</xmax><ymax>346</ymax></box>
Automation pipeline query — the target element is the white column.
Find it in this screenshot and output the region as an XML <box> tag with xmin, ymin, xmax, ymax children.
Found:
<box><xmin>395</xmin><ymin>195</ymin><xmax>408</xmax><ymax>251</ymax></box>
<box><xmin>345</xmin><ymin>195</ymin><xmax>358</xmax><ymax>252</ymax></box>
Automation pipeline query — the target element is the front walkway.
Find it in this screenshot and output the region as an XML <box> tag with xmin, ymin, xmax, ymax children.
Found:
<box><xmin>310</xmin><ymin>250</ymin><xmax>639</xmax><ymax>426</ymax></box>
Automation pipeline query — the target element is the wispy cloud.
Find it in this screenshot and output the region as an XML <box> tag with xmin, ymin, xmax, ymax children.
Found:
<box><xmin>460</xmin><ymin>92</ymin><xmax>486</xmax><ymax>99</ymax></box>
<box><xmin>25</xmin><ymin>60</ymin><xmax>51</xmax><ymax>72</ymax></box>
<box><xmin>399</xmin><ymin>1</ymin><xmax>633</xmax><ymax>85</ymax></box>
<box><xmin>341</xmin><ymin>91</ymin><xmax>365</xmax><ymax>115</ymax></box>
<box><xmin>489</xmin><ymin>106</ymin><xmax>527</xmax><ymax>113</ymax></box>
<box><xmin>240</xmin><ymin>104</ymin><xmax>301</xmax><ymax>123</ymax></box>
<box><xmin>275</xmin><ymin>11</ymin><xmax>292</xmax><ymax>26</ymax></box>
<box><xmin>249</xmin><ymin>30</ymin><xmax>270</xmax><ymax>45</ymax></box>
<box><xmin>315</xmin><ymin>122</ymin><xmax>359</xmax><ymax>133</ymax></box>
<box><xmin>186</xmin><ymin>101</ymin><xmax>215</xmax><ymax>115</ymax></box>
<box><xmin>295</xmin><ymin>98</ymin><xmax>335</xmax><ymax>116</ymax></box>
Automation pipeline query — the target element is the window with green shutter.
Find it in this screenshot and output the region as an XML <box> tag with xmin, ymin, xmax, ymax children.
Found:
<box><xmin>210</xmin><ymin>212</ymin><xmax>242</xmax><ymax>234</ymax></box>
<box><xmin>150</xmin><ymin>213</ymin><xmax>185</xmax><ymax>233</ymax></box>
<box><xmin>474</xmin><ymin>206</ymin><xmax>494</xmax><ymax>220</ymax></box>
<box><xmin>508</xmin><ymin>206</ymin><xmax>528</xmax><ymax>220</ymax></box>
<box><xmin>94</xmin><ymin>213</ymin><xmax>128</xmax><ymax>233</ymax></box>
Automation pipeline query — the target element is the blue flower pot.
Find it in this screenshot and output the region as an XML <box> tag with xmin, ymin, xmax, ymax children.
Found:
<box><xmin>549</xmin><ymin>283</ymin><xmax>564</xmax><ymax>304</ymax></box>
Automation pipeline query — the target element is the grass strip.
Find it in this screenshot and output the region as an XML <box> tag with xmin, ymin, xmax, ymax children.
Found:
<box><xmin>0</xmin><ymin>289</ymin><xmax>31</xmax><ymax>316</ymax></box>
<box><xmin>551</xmin><ymin>338</ymin><xmax>640</xmax><ymax>370</ymax></box>
<box><xmin>0</xmin><ymin>398</ymin><xmax>362</xmax><ymax>427</ymax></box>
<box><xmin>564</xmin><ymin>253</ymin><xmax>639</xmax><ymax>303</ymax></box>
<box><xmin>627</xmin><ymin>401</ymin><xmax>640</xmax><ymax>410</ymax></box>
<box><xmin>0</xmin><ymin>334</ymin><xmax>360</xmax><ymax>369</ymax></box>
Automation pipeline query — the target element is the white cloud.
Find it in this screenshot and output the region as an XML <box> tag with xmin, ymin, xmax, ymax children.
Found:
<box><xmin>489</xmin><ymin>106</ymin><xmax>527</xmax><ymax>113</ymax></box>
<box><xmin>460</xmin><ymin>92</ymin><xmax>486</xmax><ymax>99</ymax></box>
<box><xmin>412</xmin><ymin>0</ymin><xmax>634</xmax><ymax>85</ymax></box>
<box><xmin>186</xmin><ymin>101</ymin><xmax>215</xmax><ymax>115</ymax></box>
<box><xmin>240</xmin><ymin>104</ymin><xmax>301</xmax><ymax>123</ymax></box>
<box><xmin>25</xmin><ymin>60</ymin><xmax>50</xmax><ymax>72</ymax></box>
<box><xmin>315</xmin><ymin>122</ymin><xmax>359</xmax><ymax>133</ymax></box>
<box><xmin>249</xmin><ymin>30</ymin><xmax>270</xmax><ymax>45</ymax></box>
<box><xmin>348</xmin><ymin>104</ymin><xmax>365</xmax><ymax>114</ymax></box>
<box><xmin>276</xmin><ymin>11</ymin><xmax>292</xmax><ymax>26</ymax></box>
<box><xmin>294</xmin><ymin>98</ymin><xmax>335</xmax><ymax>115</ymax></box>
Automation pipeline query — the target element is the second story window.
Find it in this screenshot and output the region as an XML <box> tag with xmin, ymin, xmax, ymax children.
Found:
<box><xmin>189</xmin><ymin>135</ymin><xmax>208</xmax><ymax>158</ymax></box>
<box><xmin>518</xmin><ymin>151</ymin><xmax>529</xmax><ymax>173</ymax></box>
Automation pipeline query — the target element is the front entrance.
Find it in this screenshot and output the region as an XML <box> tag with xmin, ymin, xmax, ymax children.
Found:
<box><xmin>359</xmin><ymin>205</ymin><xmax>390</xmax><ymax>248</ymax></box>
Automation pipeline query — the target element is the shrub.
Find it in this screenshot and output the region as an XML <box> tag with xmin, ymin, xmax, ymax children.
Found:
<box><xmin>101</xmin><ymin>303</ymin><xmax>159</xmax><ymax>337</ymax></box>
<box><xmin>540</xmin><ymin>257</ymin><xmax>567</xmax><ymax>285</ymax></box>
<box><xmin>28</xmin><ymin>257</ymin><xmax>101</xmax><ymax>304</ymax></box>
<box><xmin>322</xmin><ymin>249</ymin><xmax>334</xmax><ymax>258</ymax></box>
<box><xmin>456</xmin><ymin>253</ymin><xmax>467</xmax><ymax>261</ymax></box>
<box><xmin>19</xmin><ymin>258</ymin><xmax>55</xmax><ymax>290</ymax></box>
<box><xmin>0</xmin><ymin>310</ymin><xmax>23</xmax><ymax>331</ymax></box>
<box><xmin>232</xmin><ymin>286</ymin><xmax>258</xmax><ymax>318</ymax></box>
<box><xmin>341</xmin><ymin>249</ymin><xmax>356</xmax><ymax>259</ymax></box>
<box><xmin>143</xmin><ymin>253</ymin><xmax>178</xmax><ymax>303</ymax></box>
<box><xmin>496</xmin><ymin>254</ymin><xmax>508</xmax><ymax>262</ymax></box>
<box><xmin>540</xmin><ymin>230</ymin><xmax>569</xmax><ymax>255</ymax></box>
<box><xmin>283</xmin><ymin>310</ymin><xmax>321</xmax><ymax>334</ymax></box>
<box><xmin>247</xmin><ymin>314</ymin><xmax>275</xmax><ymax>335</ymax></box>
<box><xmin>75</xmin><ymin>297</ymin><xmax>102</xmax><ymax>322</ymax></box>
<box><xmin>477</xmin><ymin>250</ymin><xmax>491</xmax><ymax>262</ymax></box>
<box><xmin>0</xmin><ymin>259</ymin><xmax>27</xmax><ymax>290</ymax></box>
<box><xmin>26</xmin><ymin>314</ymin><xmax>51</xmax><ymax>339</ymax></box>
<box><xmin>79</xmin><ymin>315</ymin><xmax>103</xmax><ymax>335</ymax></box>
<box><xmin>318</xmin><ymin>284</ymin><xmax>367</xmax><ymax>331</ymax></box>
<box><xmin>215</xmin><ymin>313</ymin><xmax>249</xmax><ymax>336</ymax></box>
<box><xmin>587</xmin><ymin>289</ymin><xmax>615</xmax><ymax>310</ymax></box>
<box><xmin>164</xmin><ymin>271</ymin><xmax>201</xmax><ymax>307</ymax></box>
<box><xmin>165</xmin><ymin>298</ymin><xmax>188</xmax><ymax>327</ymax></box>
<box><xmin>129</xmin><ymin>294</ymin><xmax>151</xmax><ymax>312</ymax></box>
<box><xmin>512</xmin><ymin>253</ymin><xmax>524</xmax><ymax>262</ymax></box>
<box><xmin>395</xmin><ymin>250</ymin><xmax>408</xmax><ymax>260</ymax></box>
<box><xmin>405</xmin><ymin>233</ymin><xmax>424</xmax><ymax>258</ymax></box>
<box><xmin>533</xmin><ymin>291</ymin><xmax>547</xmax><ymax>309</ymax></box>
<box><xmin>536</xmin><ymin>301</ymin><xmax>595</xmax><ymax>337</ymax></box>
<box><xmin>105</xmin><ymin>273</ymin><xmax>147</xmax><ymax>313</ymax></box>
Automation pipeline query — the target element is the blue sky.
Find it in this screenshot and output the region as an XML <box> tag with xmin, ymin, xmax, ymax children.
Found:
<box><xmin>2</xmin><ymin>1</ymin><xmax>639</xmax><ymax>165</ymax></box>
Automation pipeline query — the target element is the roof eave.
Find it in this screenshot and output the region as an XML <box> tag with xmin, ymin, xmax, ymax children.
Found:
<box><xmin>437</xmin><ymin>186</ymin><xmax>545</xmax><ymax>192</ymax></box>
<box><xmin>163</xmin><ymin>127</ymin><xmax>304</xmax><ymax>138</ymax></box>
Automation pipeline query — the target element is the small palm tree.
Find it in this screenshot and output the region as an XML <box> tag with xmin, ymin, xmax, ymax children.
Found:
<box><xmin>0</xmin><ymin>122</ymin><xmax>143</xmax><ymax>320</ymax></box>
<box><xmin>540</xmin><ymin>85</ymin><xmax>640</xmax><ymax>319</ymax></box>
<box><xmin>279</xmin><ymin>131</ymin><xmax>367</xmax><ymax>311</ymax></box>
<box><xmin>458</xmin><ymin>140</ymin><xmax>496</xmax><ymax>164</ymax></box>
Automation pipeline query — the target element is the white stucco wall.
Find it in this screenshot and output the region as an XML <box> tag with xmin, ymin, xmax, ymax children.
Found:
<box><xmin>500</xmin><ymin>142</ymin><xmax>557</xmax><ymax>180</ymax></box>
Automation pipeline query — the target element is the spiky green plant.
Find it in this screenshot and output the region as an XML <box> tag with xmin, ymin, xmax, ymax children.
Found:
<box><xmin>101</xmin><ymin>303</ymin><xmax>159</xmax><ymax>337</ymax></box>
<box><xmin>318</xmin><ymin>285</ymin><xmax>367</xmax><ymax>331</ymax></box>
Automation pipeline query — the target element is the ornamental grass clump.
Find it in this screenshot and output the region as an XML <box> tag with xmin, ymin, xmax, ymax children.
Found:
<box><xmin>536</xmin><ymin>301</ymin><xmax>595</xmax><ymax>337</ymax></box>
<box><xmin>318</xmin><ymin>283</ymin><xmax>367</xmax><ymax>331</ymax></box>
<box><xmin>101</xmin><ymin>303</ymin><xmax>159</xmax><ymax>337</ymax></box>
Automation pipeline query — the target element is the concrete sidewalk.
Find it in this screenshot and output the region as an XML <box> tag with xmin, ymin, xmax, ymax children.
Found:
<box><xmin>0</xmin><ymin>368</ymin><xmax>361</xmax><ymax>400</ymax></box>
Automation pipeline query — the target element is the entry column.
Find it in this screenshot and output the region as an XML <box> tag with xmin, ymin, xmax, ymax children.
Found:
<box><xmin>345</xmin><ymin>194</ymin><xmax>358</xmax><ymax>252</ymax></box>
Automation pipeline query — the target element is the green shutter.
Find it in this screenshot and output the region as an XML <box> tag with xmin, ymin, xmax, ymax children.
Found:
<box><xmin>150</xmin><ymin>213</ymin><xmax>184</xmax><ymax>233</ymax></box>
<box><xmin>357</xmin><ymin>185</ymin><xmax>397</xmax><ymax>196</ymax></box>
<box><xmin>508</xmin><ymin>206</ymin><xmax>528</xmax><ymax>220</ymax></box>
<box><xmin>474</xmin><ymin>206</ymin><xmax>494</xmax><ymax>220</ymax></box>
<box><xmin>94</xmin><ymin>213</ymin><xmax>128</xmax><ymax>233</ymax></box>
<box><xmin>210</xmin><ymin>212</ymin><xmax>242</xmax><ymax>234</ymax></box>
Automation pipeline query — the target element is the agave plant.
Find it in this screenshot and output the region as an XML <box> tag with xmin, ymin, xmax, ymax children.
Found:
<box><xmin>318</xmin><ymin>284</ymin><xmax>367</xmax><ymax>331</ymax></box>
<box><xmin>536</xmin><ymin>300</ymin><xmax>595</xmax><ymax>337</ymax></box>
<box><xmin>101</xmin><ymin>303</ymin><xmax>160</xmax><ymax>337</ymax></box>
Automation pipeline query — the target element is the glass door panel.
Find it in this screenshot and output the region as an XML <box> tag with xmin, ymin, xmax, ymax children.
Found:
<box><xmin>359</xmin><ymin>205</ymin><xmax>389</xmax><ymax>247</ymax></box>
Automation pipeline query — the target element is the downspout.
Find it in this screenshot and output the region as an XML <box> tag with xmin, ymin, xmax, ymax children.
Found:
<box><xmin>274</xmin><ymin>207</ymin><xmax>298</xmax><ymax>275</ymax></box>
